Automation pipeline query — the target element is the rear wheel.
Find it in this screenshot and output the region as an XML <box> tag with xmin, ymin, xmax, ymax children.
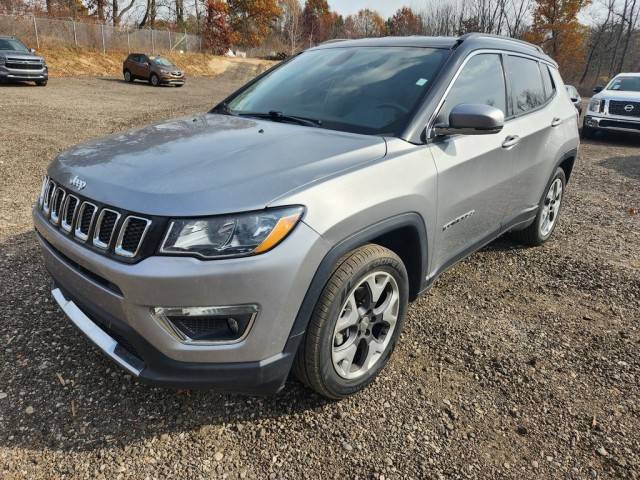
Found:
<box><xmin>293</xmin><ymin>244</ymin><xmax>408</xmax><ymax>399</ymax></box>
<box><xmin>150</xmin><ymin>74</ymin><xmax>160</xmax><ymax>87</ymax></box>
<box><xmin>124</xmin><ymin>70</ymin><xmax>133</xmax><ymax>83</ymax></box>
<box><xmin>512</xmin><ymin>167</ymin><xmax>566</xmax><ymax>246</ymax></box>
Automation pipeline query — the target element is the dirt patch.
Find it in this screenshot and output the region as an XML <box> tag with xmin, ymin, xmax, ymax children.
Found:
<box><xmin>37</xmin><ymin>46</ymin><xmax>275</xmax><ymax>78</ymax></box>
<box><xmin>0</xmin><ymin>82</ymin><xmax>639</xmax><ymax>479</ymax></box>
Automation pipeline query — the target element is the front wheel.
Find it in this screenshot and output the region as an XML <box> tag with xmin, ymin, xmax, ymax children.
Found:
<box><xmin>150</xmin><ymin>74</ymin><xmax>160</xmax><ymax>87</ymax></box>
<box><xmin>512</xmin><ymin>167</ymin><xmax>566</xmax><ymax>246</ymax></box>
<box><xmin>35</xmin><ymin>79</ymin><xmax>47</xmax><ymax>86</ymax></box>
<box><xmin>124</xmin><ymin>70</ymin><xmax>133</xmax><ymax>83</ymax></box>
<box><xmin>293</xmin><ymin>244</ymin><xmax>408</xmax><ymax>399</ymax></box>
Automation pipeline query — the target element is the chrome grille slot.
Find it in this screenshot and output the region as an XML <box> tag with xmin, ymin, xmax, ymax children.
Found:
<box><xmin>61</xmin><ymin>195</ymin><xmax>79</xmax><ymax>233</ymax></box>
<box><xmin>38</xmin><ymin>176</ymin><xmax>49</xmax><ymax>208</ymax></box>
<box><xmin>74</xmin><ymin>202</ymin><xmax>97</xmax><ymax>241</ymax></box>
<box><xmin>115</xmin><ymin>216</ymin><xmax>151</xmax><ymax>258</ymax></box>
<box><xmin>93</xmin><ymin>209</ymin><xmax>121</xmax><ymax>249</ymax></box>
<box><xmin>609</xmin><ymin>100</ymin><xmax>640</xmax><ymax>118</ymax></box>
<box><xmin>49</xmin><ymin>187</ymin><xmax>66</xmax><ymax>225</ymax></box>
<box><xmin>42</xmin><ymin>179</ymin><xmax>56</xmax><ymax>215</ymax></box>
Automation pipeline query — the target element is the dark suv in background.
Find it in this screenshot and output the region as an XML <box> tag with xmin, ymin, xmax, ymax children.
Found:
<box><xmin>123</xmin><ymin>54</ymin><xmax>185</xmax><ymax>87</ymax></box>
<box><xmin>0</xmin><ymin>36</ymin><xmax>48</xmax><ymax>86</ymax></box>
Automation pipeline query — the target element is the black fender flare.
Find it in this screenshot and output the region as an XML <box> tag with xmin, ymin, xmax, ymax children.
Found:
<box><xmin>282</xmin><ymin>212</ymin><xmax>428</xmax><ymax>357</ymax></box>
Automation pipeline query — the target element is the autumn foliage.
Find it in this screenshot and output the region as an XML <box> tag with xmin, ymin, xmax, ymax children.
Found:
<box><xmin>525</xmin><ymin>0</ymin><xmax>591</xmax><ymax>78</ymax></box>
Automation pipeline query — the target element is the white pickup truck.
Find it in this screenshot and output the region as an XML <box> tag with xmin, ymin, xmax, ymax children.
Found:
<box><xmin>583</xmin><ymin>72</ymin><xmax>640</xmax><ymax>138</ymax></box>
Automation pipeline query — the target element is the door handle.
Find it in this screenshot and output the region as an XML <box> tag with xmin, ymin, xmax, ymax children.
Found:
<box><xmin>502</xmin><ymin>135</ymin><xmax>520</xmax><ymax>149</ymax></box>
<box><xmin>551</xmin><ymin>117</ymin><xmax>562</xmax><ymax>127</ymax></box>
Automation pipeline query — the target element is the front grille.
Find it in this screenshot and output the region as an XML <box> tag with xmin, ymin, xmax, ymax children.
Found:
<box><xmin>61</xmin><ymin>195</ymin><xmax>79</xmax><ymax>232</ymax></box>
<box><xmin>609</xmin><ymin>100</ymin><xmax>640</xmax><ymax>117</ymax></box>
<box><xmin>50</xmin><ymin>187</ymin><xmax>66</xmax><ymax>225</ymax></box>
<box><xmin>6</xmin><ymin>62</ymin><xmax>43</xmax><ymax>70</ymax></box>
<box><xmin>39</xmin><ymin>178</ymin><xmax>153</xmax><ymax>260</ymax></box>
<box><xmin>116</xmin><ymin>217</ymin><xmax>151</xmax><ymax>257</ymax></box>
<box><xmin>93</xmin><ymin>209</ymin><xmax>120</xmax><ymax>249</ymax></box>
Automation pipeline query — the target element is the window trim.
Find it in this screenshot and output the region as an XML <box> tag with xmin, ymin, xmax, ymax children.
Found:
<box><xmin>504</xmin><ymin>53</ymin><xmax>557</xmax><ymax>120</ymax></box>
<box><xmin>426</xmin><ymin>49</ymin><xmax>558</xmax><ymax>139</ymax></box>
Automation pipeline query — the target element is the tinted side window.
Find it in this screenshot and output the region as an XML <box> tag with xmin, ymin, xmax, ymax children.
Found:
<box><xmin>438</xmin><ymin>53</ymin><xmax>506</xmax><ymax>124</ymax></box>
<box><xmin>540</xmin><ymin>64</ymin><xmax>556</xmax><ymax>100</ymax></box>
<box><xmin>506</xmin><ymin>56</ymin><xmax>545</xmax><ymax>115</ymax></box>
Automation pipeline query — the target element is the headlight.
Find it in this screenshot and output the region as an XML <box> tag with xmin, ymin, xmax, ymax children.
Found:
<box><xmin>160</xmin><ymin>206</ymin><xmax>304</xmax><ymax>259</ymax></box>
<box><xmin>589</xmin><ymin>99</ymin><xmax>604</xmax><ymax>113</ymax></box>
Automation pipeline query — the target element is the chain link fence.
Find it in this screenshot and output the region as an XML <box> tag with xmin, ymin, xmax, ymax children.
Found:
<box><xmin>0</xmin><ymin>14</ymin><xmax>203</xmax><ymax>53</ymax></box>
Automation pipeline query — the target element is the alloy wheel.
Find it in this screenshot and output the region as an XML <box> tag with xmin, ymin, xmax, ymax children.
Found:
<box><xmin>540</xmin><ymin>178</ymin><xmax>563</xmax><ymax>236</ymax></box>
<box><xmin>331</xmin><ymin>271</ymin><xmax>400</xmax><ymax>380</ymax></box>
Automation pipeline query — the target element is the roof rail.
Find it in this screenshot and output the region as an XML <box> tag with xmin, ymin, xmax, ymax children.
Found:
<box><xmin>320</xmin><ymin>38</ymin><xmax>348</xmax><ymax>45</ymax></box>
<box><xmin>457</xmin><ymin>33</ymin><xmax>545</xmax><ymax>54</ymax></box>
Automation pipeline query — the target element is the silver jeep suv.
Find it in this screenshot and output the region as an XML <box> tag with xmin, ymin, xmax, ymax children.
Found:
<box><xmin>34</xmin><ymin>34</ymin><xmax>579</xmax><ymax>399</ymax></box>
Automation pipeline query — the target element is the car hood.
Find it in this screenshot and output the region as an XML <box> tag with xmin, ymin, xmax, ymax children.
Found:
<box><xmin>594</xmin><ymin>90</ymin><xmax>640</xmax><ymax>102</ymax></box>
<box><xmin>49</xmin><ymin>114</ymin><xmax>387</xmax><ymax>217</ymax></box>
<box><xmin>0</xmin><ymin>50</ymin><xmax>44</xmax><ymax>61</ymax></box>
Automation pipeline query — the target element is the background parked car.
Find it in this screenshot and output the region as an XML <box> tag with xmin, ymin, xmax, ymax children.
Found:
<box><xmin>583</xmin><ymin>73</ymin><xmax>640</xmax><ymax>138</ymax></box>
<box><xmin>565</xmin><ymin>84</ymin><xmax>582</xmax><ymax>114</ymax></box>
<box><xmin>123</xmin><ymin>53</ymin><xmax>185</xmax><ymax>87</ymax></box>
<box><xmin>0</xmin><ymin>35</ymin><xmax>48</xmax><ymax>86</ymax></box>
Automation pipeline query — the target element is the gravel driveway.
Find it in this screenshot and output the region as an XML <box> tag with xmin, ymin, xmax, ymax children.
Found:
<box><xmin>1</xmin><ymin>77</ymin><xmax>639</xmax><ymax>480</ymax></box>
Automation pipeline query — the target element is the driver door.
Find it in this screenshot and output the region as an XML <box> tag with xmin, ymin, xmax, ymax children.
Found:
<box><xmin>428</xmin><ymin>53</ymin><xmax>517</xmax><ymax>273</ymax></box>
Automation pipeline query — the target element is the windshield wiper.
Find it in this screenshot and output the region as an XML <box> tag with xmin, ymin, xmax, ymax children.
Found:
<box><xmin>238</xmin><ymin>110</ymin><xmax>322</xmax><ymax>128</ymax></box>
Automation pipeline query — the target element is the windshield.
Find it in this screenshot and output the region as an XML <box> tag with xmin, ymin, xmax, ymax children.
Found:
<box><xmin>0</xmin><ymin>38</ymin><xmax>29</xmax><ymax>52</ymax></box>
<box><xmin>607</xmin><ymin>76</ymin><xmax>640</xmax><ymax>92</ymax></box>
<box><xmin>224</xmin><ymin>46</ymin><xmax>449</xmax><ymax>135</ymax></box>
<box><xmin>152</xmin><ymin>57</ymin><xmax>174</xmax><ymax>67</ymax></box>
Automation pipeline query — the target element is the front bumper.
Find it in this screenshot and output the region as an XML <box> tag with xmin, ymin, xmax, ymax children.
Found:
<box><xmin>160</xmin><ymin>75</ymin><xmax>185</xmax><ymax>85</ymax></box>
<box><xmin>0</xmin><ymin>66</ymin><xmax>48</xmax><ymax>81</ymax></box>
<box><xmin>584</xmin><ymin>114</ymin><xmax>640</xmax><ymax>133</ymax></box>
<box><xmin>34</xmin><ymin>207</ymin><xmax>330</xmax><ymax>391</ymax></box>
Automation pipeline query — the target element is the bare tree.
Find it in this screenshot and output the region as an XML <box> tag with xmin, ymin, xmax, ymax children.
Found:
<box><xmin>280</xmin><ymin>0</ymin><xmax>303</xmax><ymax>54</ymax></box>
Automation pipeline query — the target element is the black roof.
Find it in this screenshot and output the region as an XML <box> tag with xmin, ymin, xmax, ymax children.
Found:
<box><xmin>313</xmin><ymin>33</ymin><xmax>556</xmax><ymax>66</ymax></box>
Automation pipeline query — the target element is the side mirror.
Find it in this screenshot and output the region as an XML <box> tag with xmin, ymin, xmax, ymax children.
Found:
<box><xmin>571</xmin><ymin>97</ymin><xmax>579</xmax><ymax>102</ymax></box>
<box><xmin>433</xmin><ymin>104</ymin><xmax>504</xmax><ymax>136</ymax></box>
<box><xmin>593</xmin><ymin>85</ymin><xmax>604</xmax><ymax>94</ymax></box>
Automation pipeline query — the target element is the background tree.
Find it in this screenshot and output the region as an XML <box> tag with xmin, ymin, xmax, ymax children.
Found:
<box><xmin>229</xmin><ymin>0</ymin><xmax>281</xmax><ymax>48</ymax></box>
<box><xmin>525</xmin><ymin>0</ymin><xmax>591</xmax><ymax>78</ymax></box>
<box><xmin>203</xmin><ymin>0</ymin><xmax>238</xmax><ymax>53</ymax></box>
<box><xmin>344</xmin><ymin>8</ymin><xmax>386</xmax><ymax>38</ymax></box>
<box><xmin>302</xmin><ymin>0</ymin><xmax>332</xmax><ymax>44</ymax></box>
<box><xmin>387</xmin><ymin>7</ymin><xmax>423</xmax><ymax>35</ymax></box>
<box><xmin>279</xmin><ymin>0</ymin><xmax>303</xmax><ymax>53</ymax></box>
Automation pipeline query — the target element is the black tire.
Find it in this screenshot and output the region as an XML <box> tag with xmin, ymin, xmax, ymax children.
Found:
<box><xmin>150</xmin><ymin>74</ymin><xmax>160</xmax><ymax>87</ymax></box>
<box><xmin>35</xmin><ymin>79</ymin><xmax>47</xmax><ymax>86</ymax></box>
<box><xmin>293</xmin><ymin>244</ymin><xmax>409</xmax><ymax>399</ymax></box>
<box><xmin>124</xmin><ymin>70</ymin><xmax>133</xmax><ymax>83</ymax></box>
<box><xmin>175</xmin><ymin>83</ymin><xmax>184</xmax><ymax>88</ymax></box>
<box><xmin>512</xmin><ymin>167</ymin><xmax>566</xmax><ymax>246</ymax></box>
<box><xmin>581</xmin><ymin>122</ymin><xmax>593</xmax><ymax>139</ymax></box>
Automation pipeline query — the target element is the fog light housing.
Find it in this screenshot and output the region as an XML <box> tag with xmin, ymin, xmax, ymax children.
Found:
<box><xmin>151</xmin><ymin>305</ymin><xmax>259</xmax><ymax>344</ymax></box>
<box><xmin>585</xmin><ymin>116</ymin><xmax>598</xmax><ymax>127</ymax></box>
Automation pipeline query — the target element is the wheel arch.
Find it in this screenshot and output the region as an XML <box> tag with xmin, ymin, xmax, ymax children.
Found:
<box><xmin>284</xmin><ymin>213</ymin><xmax>428</xmax><ymax>356</ymax></box>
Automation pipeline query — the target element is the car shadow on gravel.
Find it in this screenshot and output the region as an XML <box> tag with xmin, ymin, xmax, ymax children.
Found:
<box><xmin>97</xmin><ymin>77</ymin><xmax>179</xmax><ymax>87</ymax></box>
<box><xmin>0</xmin><ymin>232</ymin><xmax>330</xmax><ymax>452</ymax></box>
<box><xmin>584</xmin><ymin>131</ymin><xmax>640</xmax><ymax>148</ymax></box>
<box><xmin>599</xmin><ymin>155</ymin><xmax>640</xmax><ymax>181</ymax></box>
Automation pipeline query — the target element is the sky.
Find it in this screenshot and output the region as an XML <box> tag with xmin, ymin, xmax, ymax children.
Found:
<box><xmin>327</xmin><ymin>0</ymin><xmax>419</xmax><ymax>18</ymax></box>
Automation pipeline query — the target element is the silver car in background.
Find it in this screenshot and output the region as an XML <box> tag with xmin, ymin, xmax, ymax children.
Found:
<box><xmin>0</xmin><ymin>36</ymin><xmax>48</xmax><ymax>86</ymax></box>
<box><xmin>34</xmin><ymin>34</ymin><xmax>579</xmax><ymax>399</ymax></box>
<box><xmin>583</xmin><ymin>73</ymin><xmax>640</xmax><ymax>138</ymax></box>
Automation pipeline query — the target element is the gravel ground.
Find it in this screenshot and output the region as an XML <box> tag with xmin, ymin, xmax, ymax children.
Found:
<box><xmin>1</xmin><ymin>77</ymin><xmax>639</xmax><ymax>480</ymax></box>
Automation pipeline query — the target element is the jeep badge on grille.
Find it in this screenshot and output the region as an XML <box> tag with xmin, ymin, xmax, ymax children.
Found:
<box><xmin>69</xmin><ymin>175</ymin><xmax>86</xmax><ymax>191</ymax></box>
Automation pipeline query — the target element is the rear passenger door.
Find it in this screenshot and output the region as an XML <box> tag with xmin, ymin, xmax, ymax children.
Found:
<box><xmin>428</xmin><ymin>53</ymin><xmax>517</xmax><ymax>273</ymax></box>
<box><xmin>502</xmin><ymin>55</ymin><xmax>562</xmax><ymax>224</ymax></box>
